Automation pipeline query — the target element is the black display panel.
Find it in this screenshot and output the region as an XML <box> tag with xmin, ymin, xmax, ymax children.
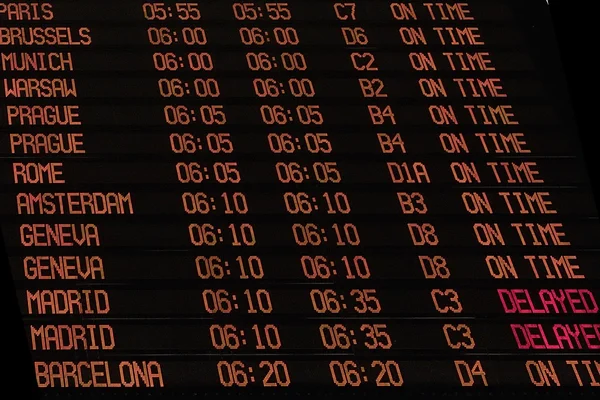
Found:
<box><xmin>1</xmin><ymin>0</ymin><xmax>598</xmax><ymax>397</ymax></box>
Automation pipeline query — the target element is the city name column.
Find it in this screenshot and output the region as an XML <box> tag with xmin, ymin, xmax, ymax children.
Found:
<box><xmin>1</xmin><ymin>2</ymin><xmax>165</xmax><ymax>388</ymax></box>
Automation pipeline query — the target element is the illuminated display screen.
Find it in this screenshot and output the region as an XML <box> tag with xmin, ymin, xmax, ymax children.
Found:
<box><xmin>1</xmin><ymin>0</ymin><xmax>598</xmax><ymax>396</ymax></box>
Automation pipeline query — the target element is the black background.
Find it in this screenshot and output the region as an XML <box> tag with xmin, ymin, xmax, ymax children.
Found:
<box><xmin>1</xmin><ymin>0</ymin><xmax>598</xmax><ymax>397</ymax></box>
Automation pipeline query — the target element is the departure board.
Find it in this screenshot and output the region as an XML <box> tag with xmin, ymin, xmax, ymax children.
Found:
<box><xmin>1</xmin><ymin>0</ymin><xmax>599</xmax><ymax>397</ymax></box>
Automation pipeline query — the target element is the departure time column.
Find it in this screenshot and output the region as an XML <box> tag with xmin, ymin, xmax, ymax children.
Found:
<box><xmin>326</xmin><ymin>1</ymin><xmax>408</xmax><ymax>388</ymax></box>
